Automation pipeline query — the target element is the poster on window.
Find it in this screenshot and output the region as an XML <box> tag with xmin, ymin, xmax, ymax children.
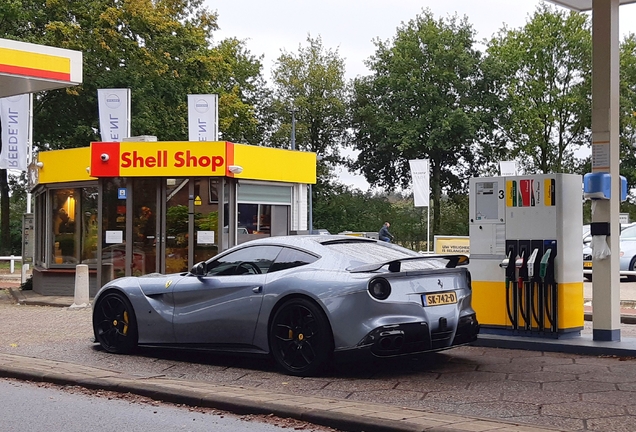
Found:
<box><xmin>197</xmin><ymin>231</ymin><xmax>215</xmax><ymax>244</ymax></box>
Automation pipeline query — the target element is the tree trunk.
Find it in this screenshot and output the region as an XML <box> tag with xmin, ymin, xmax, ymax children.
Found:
<box><xmin>0</xmin><ymin>169</ymin><xmax>10</xmax><ymax>255</ymax></box>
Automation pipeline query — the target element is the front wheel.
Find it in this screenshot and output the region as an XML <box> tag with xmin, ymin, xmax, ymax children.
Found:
<box><xmin>269</xmin><ymin>298</ymin><xmax>333</xmax><ymax>376</ymax></box>
<box><xmin>93</xmin><ymin>291</ymin><xmax>138</xmax><ymax>353</ymax></box>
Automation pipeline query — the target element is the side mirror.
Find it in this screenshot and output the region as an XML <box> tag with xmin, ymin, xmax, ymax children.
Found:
<box><xmin>190</xmin><ymin>261</ymin><xmax>206</xmax><ymax>276</ymax></box>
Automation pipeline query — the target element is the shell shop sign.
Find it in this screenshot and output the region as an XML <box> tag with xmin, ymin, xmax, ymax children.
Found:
<box><xmin>90</xmin><ymin>141</ymin><xmax>229</xmax><ymax>177</ymax></box>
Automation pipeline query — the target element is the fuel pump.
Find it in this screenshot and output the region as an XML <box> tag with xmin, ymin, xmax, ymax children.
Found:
<box><xmin>469</xmin><ymin>174</ymin><xmax>583</xmax><ymax>338</ymax></box>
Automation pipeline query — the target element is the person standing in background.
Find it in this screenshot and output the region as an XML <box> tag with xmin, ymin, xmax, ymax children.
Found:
<box><xmin>379</xmin><ymin>222</ymin><xmax>394</xmax><ymax>242</ymax></box>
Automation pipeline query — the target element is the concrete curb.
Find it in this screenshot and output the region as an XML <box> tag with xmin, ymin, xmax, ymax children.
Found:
<box><xmin>0</xmin><ymin>353</ymin><xmax>560</xmax><ymax>432</ymax></box>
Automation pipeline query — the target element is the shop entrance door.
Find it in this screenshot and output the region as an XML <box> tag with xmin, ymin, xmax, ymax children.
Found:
<box><xmin>131</xmin><ymin>178</ymin><xmax>159</xmax><ymax>275</ymax></box>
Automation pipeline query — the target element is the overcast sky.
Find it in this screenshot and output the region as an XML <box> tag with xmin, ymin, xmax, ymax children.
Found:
<box><xmin>208</xmin><ymin>0</ymin><xmax>636</xmax><ymax>190</ymax></box>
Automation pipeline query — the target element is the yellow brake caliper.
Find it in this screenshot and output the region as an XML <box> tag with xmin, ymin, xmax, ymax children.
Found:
<box><xmin>122</xmin><ymin>311</ymin><xmax>129</xmax><ymax>335</ymax></box>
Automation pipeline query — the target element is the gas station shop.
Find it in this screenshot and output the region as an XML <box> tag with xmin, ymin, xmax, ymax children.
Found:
<box><xmin>29</xmin><ymin>140</ymin><xmax>316</xmax><ymax>296</ymax></box>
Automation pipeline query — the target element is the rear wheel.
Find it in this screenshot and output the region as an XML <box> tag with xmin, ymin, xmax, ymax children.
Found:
<box><xmin>93</xmin><ymin>291</ymin><xmax>138</xmax><ymax>353</ymax></box>
<box><xmin>269</xmin><ymin>298</ymin><xmax>332</xmax><ymax>376</ymax></box>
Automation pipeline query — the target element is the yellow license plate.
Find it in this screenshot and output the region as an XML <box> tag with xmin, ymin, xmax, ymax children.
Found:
<box><xmin>423</xmin><ymin>291</ymin><xmax>457</xmax><ymax>306</ymax></box>
<box><xmin>583</xmin><ymin>261</ymin><xmax>592</xmax><ymax>268</ymax></box>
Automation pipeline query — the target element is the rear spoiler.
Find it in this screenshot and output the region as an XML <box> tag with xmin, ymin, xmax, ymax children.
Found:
<box><xmin>348</xmin><ymin>254</ymin><xmax>469</xmax><ymax>273</ymax></box>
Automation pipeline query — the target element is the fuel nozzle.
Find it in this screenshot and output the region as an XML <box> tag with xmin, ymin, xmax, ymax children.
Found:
<box><xmin>527</xmin><ymin>248</ymin><xmax>539</xmax><ymax>279</ymax></box>
<box><xmin>539</xmin><ymin>248</ymin><xmax>552</xmax><ymax>281</ymax></box>
<box><xmin>515</xmin><ymin>251</ymin><xmax>525</xmax><ymax>271</ymax></box>
<box><xmin>499</xmin><ymin>251</ymin><xmax>511</xmax><ymax>270</ymax></box>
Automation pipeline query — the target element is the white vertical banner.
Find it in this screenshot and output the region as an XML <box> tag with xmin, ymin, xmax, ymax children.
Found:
<box><xmin>188</xmin><ymin>94</ymin><xmax>218</xmax><ymax>141</ymax></box>
<box><xmin>409</xmin><ymin>159</ymin><xmax>430</xmax><ymax>207</ymax></box>
<box><xmin>97</xmin><ymin>89</ymin><xmax>131</xmax><ymax>142</ymax></box>
<box><xmin>0</xmin><ymin>94</ymin><xmax>30</xmax><ymax>171</ymax></box>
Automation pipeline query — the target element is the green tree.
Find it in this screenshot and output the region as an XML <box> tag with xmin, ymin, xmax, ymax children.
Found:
<box><xmin>620</xmin><ymin>34</ymin><xmax>636</xmax><ymax>191</ymax></box>
<box><xmin>313</xmin><ymin>185</ymin><xmax>392</xmax><ymax>235</ymax></box>
<box><xmin>350</xmin><ymin>10</ymin><xmax>489</xmax><ymax>235</ymax></box>
<box><xmin>486</xmin><ymin>4</ymin><xmax>592</xmax><ymax>174</ymax></box>
<box><xmin>0</xmin><ymin>0</ymin><xmax>266</xmax><ymax>252</ymax></box>
<box><xmin>29</xmin><ymin>0</ymin><xmax>266</xmax><ymax>148</ymax></box>
<box><xmin>266</xmin><ymin>35</ymin><xmax>350</xmax><ymax>188</ymax></box>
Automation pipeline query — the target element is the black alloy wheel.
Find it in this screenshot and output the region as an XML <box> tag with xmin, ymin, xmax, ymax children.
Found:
<box><xmin>93</xmin><ymin>291</ymin><xmax>138</xmax><ymax>354</ymax></box>
<box><xmin>269</xmin><ymin>298</ymin><xmax>332</xmax><ymax>376</ymax></box>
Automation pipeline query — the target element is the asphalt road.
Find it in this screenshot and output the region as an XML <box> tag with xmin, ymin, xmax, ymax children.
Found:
<box><xmin>0</xmin><ymin>378</ymin><xmax>312</xmax><ymax>432</ymax></box>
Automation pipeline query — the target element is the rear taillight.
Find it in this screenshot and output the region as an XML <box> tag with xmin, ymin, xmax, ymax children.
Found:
<box><xmin>368</xmin><ymin>278</ymin><xmax>391</xmax><ymax>300</ymax></box>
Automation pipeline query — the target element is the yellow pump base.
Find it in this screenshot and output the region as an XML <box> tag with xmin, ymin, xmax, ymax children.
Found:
<box><xmin>472</xmin><ymin>280</ymin><xmax>584</xmax><ymax>334</ymax></box>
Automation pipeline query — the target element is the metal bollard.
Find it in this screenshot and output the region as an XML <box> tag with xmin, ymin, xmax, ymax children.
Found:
<box><xmin>70</xmin><ymin>264</ymin><xmax>90</xmax><ymax>308</ymax></box>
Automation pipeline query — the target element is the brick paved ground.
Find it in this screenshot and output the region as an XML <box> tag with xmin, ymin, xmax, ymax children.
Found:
<box><xmin>3</xmin><ymin>288</ymin><xmax>636</xmax><ymax>431</ymax></box>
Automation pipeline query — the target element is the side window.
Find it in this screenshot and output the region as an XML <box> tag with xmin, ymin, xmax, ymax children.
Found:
<box><xmin>206</xmin><ymin>245</ymin><xmax>282</xmax><ymax>276</ymax></box>
<box><xmin>269</xmin><ymin>247</ymin><xmax>319</xmax><ymax>273</ymax></box>
<box><xmin>621</xmin><ymin>225</ymin><xmax>636</xmax><ymax>239</ymax></box>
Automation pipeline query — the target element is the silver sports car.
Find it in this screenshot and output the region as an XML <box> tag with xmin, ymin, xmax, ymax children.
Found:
<box><xmin>92</xmin><ymin>235</ymin><xmax>479</xmax><ymax>376</ymax></box>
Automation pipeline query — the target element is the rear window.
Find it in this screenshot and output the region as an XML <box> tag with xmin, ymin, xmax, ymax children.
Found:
<box><xmin>323</xmin><ymin>241</ymin><xmax>448</xmax><ymax>270</ymax></box>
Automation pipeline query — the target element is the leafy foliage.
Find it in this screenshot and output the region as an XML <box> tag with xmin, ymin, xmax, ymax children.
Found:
<box><xmin>486</xmin><ymin>4</ymin><xmax>592</xmax><ymax>174</ymax></box>
<box><xmin>351</xmin><ymin>10</ymin><xmax>489</xmax><ymax>234</ymax></box>
<box><xmin>8</xmin><ymin>0</ymin><xmax>266</xmax><ymax>150</ymax></box>
<box><xmin>266</xmin><ymin>35</ymin><xmax>350</xmax><ymax>188</ymax></box>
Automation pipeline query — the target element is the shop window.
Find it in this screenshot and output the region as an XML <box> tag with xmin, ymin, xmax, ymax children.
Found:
<box><xmin>49</xmin><ymin>186</ymin><xmax>98</xmax><ymax>267</ymax></box>
<box><xmin>52</xmin><ymin>189</ymin><xmax>78</xmax><ymax>264</ymax></box>
<box><xmin>35</xmin><ymin>192</ymin><xmax>47</xmax><ymax>266</ymax></box>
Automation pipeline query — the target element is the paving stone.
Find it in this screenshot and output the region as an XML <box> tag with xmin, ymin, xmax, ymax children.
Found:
<box><xmin>510</xmin><ymin>355</ymin><xmax>574</xmax><ymax>366</ymax></box>
<box><xmin>322</xmin><ymin>378</ymin><xmax>396</xmax><ymax>392</ymax></box>
<box><xmin>617</xmin><ymin>382</ymin><xmax>636</xmax><ymax>391</ymax></box>
<box><xmin>454</xmin><ymin>401</ymin><xmax>539</xmax><ymax>418</ymax></box>
<box><xmin>510</xmin><ymin>414</ymin><xmax>585</xmax><ymax>431</ymax></box>
<box><xmin>347</xmin><ymin>388</ymin><xmax>424</xmax><ymax>404</ymax></box>
<box><xmin>508</xmin><ymin>371</ymin><xmax>576</xmax><ymax>383</ymax></box>
<box><xmin>424</xmin><ymin>389</ymin><xmax>501</xmax><ymax>404</ymax></box>
<box><xmin>541</xmin><ymin>363</ymin><xmax>610</xmax><ymax>374</ymax></box>
<box><xmin>577</xmin><ymin>371</ymin><xmax>636</xmax><ymax>383</ymax></box>
<box><xmin>435</xmin><ymin>371</ymin><xmax>507</xmax><ymax>383</ymax></box>
<box><xmin>395</xmin><ymin>378</ymin><xmax>468</xmax><ymax>392</ymax></box>
<box><xmin>586</xmin><ymin>415</ymin><xmax>636</xmax><ymax>432</ymax></box>
<box><xmin>543</xmin><ymin>380</ymin><xmax>617</xmax><ymax>393</ymax></box>
<box><xmin>503</xmin><ymin>389</ymin><xmax>579</xmax><ymax>405</ymax></box>
<box><xmin>541</xmin><ymin>401</ymin><xmax>625</xmax><ymax>418</ymax></box>
<box><xmin>469</xmin><ymin>380</ymin><xmax>541</xmax><ymax>392</ymax></box>
<box><xmin>477</xmin><ymin>362</ymin><xmax>542</xmax><ymax>373</ymax></box>
<box><xmin>582</xmin><ymin>390</ymin><xmax>636</xmax><ymax>406</ymax></box>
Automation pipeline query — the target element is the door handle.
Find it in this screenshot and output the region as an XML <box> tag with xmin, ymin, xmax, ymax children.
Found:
<box><xmin>252</xmin><ymin>286</ymin><xmax>262</xmax><ymax>293</ymax></box>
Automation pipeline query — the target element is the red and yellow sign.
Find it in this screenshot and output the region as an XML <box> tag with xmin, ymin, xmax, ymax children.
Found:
<box><xmin>35</xmin><ymin>141</ymin><xmax>316</xmax><ymax>186</ymax></box>
<box><xmin>91</xmin><ymin>141</ymin><xmax>229</xmax><ymax>177</ymax></box>
<box><xmin>0</xmin><ymin>47</ymin><xmax>71</xmax><ymax>82</ymax></box>
<box><xmin>88</xmin><ymin>141</ymin><xmax>316</xmax><ymax>183</ymax></box>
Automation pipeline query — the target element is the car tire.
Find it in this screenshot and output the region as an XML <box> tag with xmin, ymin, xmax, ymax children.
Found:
<box><xmin>269</xmin><ymin>298</ymin><xmax>333</xmax><ymax>377</ymax></box>
<box><xmin>629</xmin><ymin>258</ymin><xmax>636</xmax><ymax>282</ymax></box>
<box><xmin>93</xmin><ymin>291</ymin><xmax>139</xmax><ymax>354</ymax></box>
